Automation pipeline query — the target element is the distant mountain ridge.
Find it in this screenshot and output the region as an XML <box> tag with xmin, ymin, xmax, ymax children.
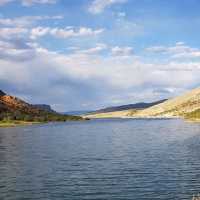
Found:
<box><xmin>89</xmin><ymin>99</ymin><xmax>167</xmax><ymax>114</ymax></box>
<box><xmin>33</xmin><ymin>104</ymin><xmax>56</xmax><ymax>113</ymax></box>
<box><xmin>63</xmin><ymin>100</ymin><xmax>167</xmax><ymax>116</ymax></box>
<box><xmin>63</xmin><ymin>110</ymin><xmax>92</xmax><ymax>116</ymax></box>
<box><xmin>84</xmin><ymin>99</ymin><xmax>168</xmax><ymax>118</ymax></box>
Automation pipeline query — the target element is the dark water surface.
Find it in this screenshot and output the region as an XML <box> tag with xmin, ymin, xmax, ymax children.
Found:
<box><xmin>1</xmin><ymin>119</ymin><xmax>200</xmax><ymax>200</ymax></box>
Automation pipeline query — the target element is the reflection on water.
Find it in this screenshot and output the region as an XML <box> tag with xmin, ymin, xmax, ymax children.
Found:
<box><xmin>0</xmin><ymin>119</ymin><xmax>200</xmax><ymax>200</ymax></box>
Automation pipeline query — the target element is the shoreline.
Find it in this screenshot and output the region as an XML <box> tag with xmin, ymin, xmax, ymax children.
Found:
<box><xmin>83</xmin><ymin>115</ymin><xmax>180</xmax><ymax>120</ymax></box>
<box><xmin>185</xmin><ymin>118</ymin><xmax>200</xmax><ymax>123</ymax></box>
<box><xmin>85</xmin><ymin>116</ymin><xmax>200</xmax><ymax>123</ymax></box>
<box><xmin>0</xmin><ymin>121</ymin><xmax>42</xmax><ymax>128</ymax></box>
<box><xmin>0</xmin><ymin>118</ymin><xmax>89</xmax><ymax>128</ymax></box>
<box><xmin>1</xmin><ymin>117</ymin><xmax>199</xmax><ymax>128</ymax></box>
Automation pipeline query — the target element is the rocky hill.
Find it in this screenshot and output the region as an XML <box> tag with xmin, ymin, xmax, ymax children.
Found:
<box><xmin>0</xmin><ymin>90</ymin><xmax>82</xmax><ymax>122</ymax></box>
<box><xmin>0</xmin><ymin>90</ymin><xmax>41</xmax><ymax>115</ymax></box>
<box><xmin>33</xmin><ymin>104</ymin><xmax>56</xmax><ymax>113</ymax></box>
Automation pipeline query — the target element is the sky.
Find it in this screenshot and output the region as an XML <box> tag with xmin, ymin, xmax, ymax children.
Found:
<box><xmin>0</xmin><ymin>0</ymin><xmax>200</xmax><ymax>111</ymax></box>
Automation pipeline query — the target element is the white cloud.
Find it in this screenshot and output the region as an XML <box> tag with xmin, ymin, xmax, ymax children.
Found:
<box><xmin>111</xmin><ymin>46</ymin><xmax>133</xmax><ymax>56</ymax></box>
<box><xmin>146</xmin><ymin>42</ymin><xmax>200</xmax><ymax>59</ymax></box>
<box><xmin>0</xmin><ymin>15</ymin><xmax>63</xmax><ymax>27</ymax></box>
<box><xmin>2</xmin><ymin>42</ymin><xmax>200</xmax><ymax>109</ymax></box>
<box><xmin>30</xmin><ymin>27</ymin><xmax>49</xmax><ymax>39</ymax></box>
<box><xmin>0</xmin><ymin>29</ymin><xmax>200</xmax><ymax>110</ymax></box>
<box><xmin>76</xmin><ymin>43</ymin><xmax>107</xmax><ymax>54</ymax></box>
<box><xmin>30</xmin><ymin>26</ymin><xmax>104</xmax><ymax>39</ymax></box>
<box><xmin>0</xmin><ymin>27</ymin><xmax>28</xmax><ymax>39</ymax></box>
<box><xmin>21</xmin><ymin>0</ymin><xmax>57</xmax><ymax>6</ymax></box>
<box><xmin>176</xmin><ymin>42</ymin><xmax>185</xmax><ymax>46</ymax></box>
<box><xmin>89</xmin><ymin>0</ymin><xmax>127</xmax><ymax>14</ymax></box>
<box><xmin>1</xmin><ymin>38</ymin><xmax>200</xmax><ymax>110</ymax></box>
<box><xmin>146</xmin><ymin>46</ymin><xmax>167</xmax><ymax>53</ymax></box>
<box><xmin>73</xmin><ymin>44</ymin><xmax>133</xmax><ymax>57</ymax></box>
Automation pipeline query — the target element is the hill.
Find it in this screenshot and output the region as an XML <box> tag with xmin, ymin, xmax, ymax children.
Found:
<box><xmin>0</xmin><ymin>90</ymin><xmax>83</xmax><ymax>124</ymax></box>
<box><xmin>84</xmin><ymin>87</ymin><xmax>200</xmax><ymax>119</ymax></box>
<box><xmin>84</xmin><ymin>99</ymin><xmax>167</xmax><ymax>118</ymax></box>
<box><xmin>185</xmin><ymin>109</ymin><xmax>200</xmax><ymax>121</ymax></box>
<box><xmin>63</xmin><ymin>110</ymin><xmax>92</xmax><ymax>116</ymax></box>
<box><xmin>129</xmin><ymin>87</ymin><xmax>200</xmax><ymax>118</ymax></box>
<box><xmin>33</xmin><ymin>104</ymin><xmax>56</xmax><ymax>113</ymax></box>
<box><xmin>89</xmin><ymin>99</ymin><xmax>167</xmax><ymax>114</ymax></box>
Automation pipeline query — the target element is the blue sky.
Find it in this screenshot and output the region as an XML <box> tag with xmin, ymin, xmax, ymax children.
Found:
<box><xmin>0</xmin><ymin>0</ymin><xmax>200</xmax><ymax>111</ymax></box>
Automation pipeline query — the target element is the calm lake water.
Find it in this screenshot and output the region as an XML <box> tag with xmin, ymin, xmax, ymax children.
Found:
<box><xmin>1</xmin><ymin>119</ymin><xmax>200</xmax><ymax>200</ymax></box>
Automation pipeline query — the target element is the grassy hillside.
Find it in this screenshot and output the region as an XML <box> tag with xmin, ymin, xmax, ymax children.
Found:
<box><xmin>84</xmin><ymin>87</ymin><xmax>200</xmax><ymax>119</ymax></box>
<box><xmin>84</xmin><ymin>109</ymin><xmax>138</xmax><ymax>119</ymax></box>
<box><xmin>128</xmin><ymin>87</ymin><xmax>200</xmax><ymax>118</ymax></box>
<box><xmin>185</xmin><ymin>109</ymin><xmax>200</xmax><ymax>120</ymax></box>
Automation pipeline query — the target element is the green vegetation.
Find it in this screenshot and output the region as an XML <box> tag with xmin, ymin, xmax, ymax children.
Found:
<box><xmin>0</xmin><ymin>111</ymin><xmax>84</xmax><ymax>127</ymax></box>
<box><xmin>185</xmin><ymin>109</ymin><xmax>200</xmax><ymax>120</ymax></box>
<box><xmin>0</xmin><ymin>120</ymin><xmax>39</xmax><ymax>127</ymax></box>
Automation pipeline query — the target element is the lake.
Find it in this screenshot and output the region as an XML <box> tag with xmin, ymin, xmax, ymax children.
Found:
<box><xmin>0</xmin><ymin>119</ymin><xmax>200</xmax><ymax>200</ymax></box>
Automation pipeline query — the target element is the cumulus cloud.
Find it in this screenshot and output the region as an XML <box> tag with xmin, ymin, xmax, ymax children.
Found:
<box><xmin>75</xmin><ymin>43</ymin><xmax>107</xmax><ymax>54</ymax></box>
<box><xmin>30</xmin><ymin>26</ymin><xmax>104</xmax><ymax>39</ymax></box>
<box><xmin>0</xmin><ymin>27</ymin><xmax>28</xmax><ymax>39</ymax></box>
<box><xmin>1</xmin><ymin>34</ymin><xmax>200</xmax><ymax>110</ymax></box>
<box><xmin>88</xmin><ymin>0</ymin><xmax>127</xmax><ymax>14</ymax></box>
<box><xmin>21</xmin><ymin>0</ymin><xmax>57</xmax><ymax>6</ymax></box>
<box><xmin>73</xmin><ymin>44</ymin><xmax>133</xmax><ymax>57</ymax></box>
<box><xmin>0</xmin><ymin>14</ymin><xmax>199</xmax><ymax>110</ymax></box>
<box><xmin>0</xmin><ymin>15</ymin><xmax>63</xmax><ymax>27</ymax></box>
<box><xmin>146</xmin><ymin>42</ymin><xmax>200</xmax><ymax>59</ymax></box>
<box><xmin>0</xmin><ymin>39</ymin><xmax>36</xmax><ymax>61</ymax></box>
<box><xmin>111</xmin><ymin>46</ymin><xmax>133</xmax><ymax>56</ymax></box>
